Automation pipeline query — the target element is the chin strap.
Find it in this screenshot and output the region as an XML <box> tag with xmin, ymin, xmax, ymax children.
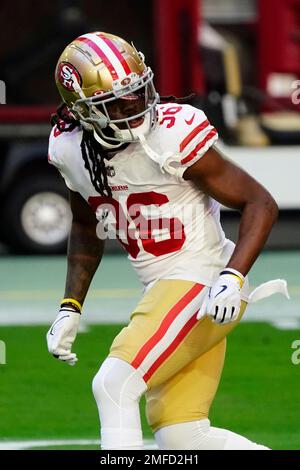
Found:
<box><xmin>114</xmin><ymin>114</ymin><xmax>151</xmax><ymax>142</ymax></box>
<box><xmin>138</xmin><ymin>135</ymin><xmax>164</xmax><ymax>166</ymax></box>
<box><xmin>92</xmin><ymin>129</ymin><xmax>124</xmax><ymax>149</ymax></box>
<box><xmin>137</xmin><ymin>106</ymin><xmax>180</xmax><ymax>175</ymax></box>
<box><xmin>138</xmin><ymin>134</ymin><xmax>178</xmax><ymax>175</ymax></box>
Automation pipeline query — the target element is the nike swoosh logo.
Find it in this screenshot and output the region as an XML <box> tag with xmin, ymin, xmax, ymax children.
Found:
<box><xmin>49</xmin><ymin>315</ymin><xmax>70</xmax><ymax>336</ymax></box>
<box><xmin>185</xmin><ymin>113</ymin><xmax>196</xmax><ymax>125</ymax></box>
<box><xmin>215</xmin><ymin>285</ymin><xmax>227</xmax><ymax>297</ymax></box>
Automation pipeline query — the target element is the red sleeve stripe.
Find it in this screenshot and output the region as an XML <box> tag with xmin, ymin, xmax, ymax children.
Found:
<box><xmin>179</xmin><ymin>119</ymin><xmax>209</xmax><ymax>153</ymax></box>
<box><xmin>181</xmin><ymin>128</ymin><xmax>218</xmax><ymax>165</ymax></box>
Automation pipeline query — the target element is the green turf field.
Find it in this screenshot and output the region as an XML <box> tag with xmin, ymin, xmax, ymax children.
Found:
<box><xmin>0</xmin><ymin>252</ymin><xmax>299</xmax><ymax>450</ymax></box>
<box><xmin>0</xmin><ymin>323</ymin><xmax>299</xmax><ymax>449</ymax></box>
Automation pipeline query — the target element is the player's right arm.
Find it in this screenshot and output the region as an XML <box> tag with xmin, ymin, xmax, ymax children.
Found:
<box><xmin>46</xmin><ymin>190</ymin><xmax>104</xmax><ymax>365</ymax></box>
<box><xmin>64</xmin><ymin>190</ymin><xmax>105</xmax><ymax>305</ymax></box>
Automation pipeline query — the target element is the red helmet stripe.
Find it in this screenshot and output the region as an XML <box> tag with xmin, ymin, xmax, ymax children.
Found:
<box><xmin>77</xmin><ymin>36</ymin><xmax>119</xmax><ymax>80</ymax></box>
<box><xmin>98</xmin><ymin>33</ymin><xmax>132</xmax><ymax>76</ymax></box>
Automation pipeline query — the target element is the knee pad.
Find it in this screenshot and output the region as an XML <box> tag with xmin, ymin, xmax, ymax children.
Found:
<box><xmin>92</xmin><ymin>357</ymin><xmax>147</xmax><ymax>449</ymax></box>
<box><xmin>92</xmin><ymin>357</ymin><xmax>147</xmax><ymax>413</ymax></box>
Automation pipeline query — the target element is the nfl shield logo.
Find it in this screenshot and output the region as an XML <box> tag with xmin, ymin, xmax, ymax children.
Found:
<box><xmin>106</xmin><ymin>166</ymin><xmax>115</xmax><ymax>177</ymax></box>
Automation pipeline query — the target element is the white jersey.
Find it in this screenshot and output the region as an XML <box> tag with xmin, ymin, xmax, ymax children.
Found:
<box><xmin>48</xmin><ymin>103</ymin><xmax>248</xmax><ymax>297</ymax></box>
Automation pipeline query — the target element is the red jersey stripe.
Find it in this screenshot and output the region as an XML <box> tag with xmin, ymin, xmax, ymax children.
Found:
<box><xmin>131</xmin><ymin>284</ymin><xmax>204</xmax><ymax>370</ymax></box>
<box><xmin>77</xmin><ymin>37</ymin><xmax>118</xmax><ymax>80</ymax></box>
<box><xmin>143</xmin><ymin>312</ymin><xmax>199</xmax><ymax>382</ymax></box>
<box><xmin>98</xmin><ymin>34</ymin><xmax>131</xmax><ymax>76</ymax></box>
<box><xmin>179</xmin><ymin>119</ymin><xmax>210</xmax><ymax>153</ymax></box>
<box><xmin>181</xmin><ymin>128</ymin><xmax>218</xmax><ymax>165</ymax></box>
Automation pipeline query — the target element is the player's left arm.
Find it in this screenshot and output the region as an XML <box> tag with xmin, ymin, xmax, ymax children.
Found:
<box><xmin>184</xmin><ymin>146</ymin><xmax>279</xmax><ymax>323</ymax></box>
<box><xmin>184</xmin><ymin>146</ymin><xmax>278</xmax><ymax>275</ymax></box>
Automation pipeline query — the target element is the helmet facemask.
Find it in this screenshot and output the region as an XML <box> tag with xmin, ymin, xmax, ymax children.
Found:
<box><xmin>71</xmin><ymin>67</ymin><xmax>159</xmax><ymax>148</ymax></box>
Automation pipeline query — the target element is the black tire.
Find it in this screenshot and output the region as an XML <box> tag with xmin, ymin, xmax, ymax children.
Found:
<box><xmin>2</xmin><ymin>173</ymin><xmax>71</xmax><ymax>254</ymax></box>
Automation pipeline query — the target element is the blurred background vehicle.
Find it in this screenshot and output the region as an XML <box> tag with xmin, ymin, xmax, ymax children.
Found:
<box><xmin>0</xmin><ymin>0</ymin><xmax>299</xmax><ymax>254</ymax></box>
<box><xmin>0</xmin><ymin>106</ymin><xmax>70</xmax><ymax>253</ymax></box>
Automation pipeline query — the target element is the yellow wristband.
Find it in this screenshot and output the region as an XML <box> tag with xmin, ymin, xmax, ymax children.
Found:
<box><xmin>220</xmin><ymin>269</ymin><xmax>245</xmax><ymax>288</ymax></box>
<box><xmin>228</xmin><ymin>274</ymin><xmax>244</xmax><ymax>288</ymax></box>
<box><xmin>61</xmin><ymin>297</ymin><xmax>82</xmax><ymax>312</ymax></box>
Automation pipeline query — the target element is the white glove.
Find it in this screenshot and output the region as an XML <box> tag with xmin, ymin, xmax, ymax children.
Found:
<box><xmin>46</xmin><ymin>307</ymin><xmax>80</xmax><ymax>366</ymax></box>
<box><xmin>197</xmin><ymin>269</ymin><xmax>244</xmax><ymax>325</ymax></box>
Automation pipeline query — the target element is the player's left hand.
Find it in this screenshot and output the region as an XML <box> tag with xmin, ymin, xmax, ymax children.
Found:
<box><xmin>197</xmin><ymin>269</ymin><xmax>244</xmax><ymax>325</ymax></box>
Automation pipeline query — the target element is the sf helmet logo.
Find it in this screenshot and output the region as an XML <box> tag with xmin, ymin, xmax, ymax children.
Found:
<box><xmin>57</xmin><ymin>62</ymin><xmax>82</xmax><ymax>91</ymax></box>
<box><xmin>121</xmin><ymin>77</ymin><xmax>131</xmax><ymax>86</ymax></box>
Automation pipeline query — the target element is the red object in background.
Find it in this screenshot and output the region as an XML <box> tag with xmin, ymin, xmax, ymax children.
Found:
<box><xmin>0</xmin><ymin>106</ymin><xmax>55</xmax><ymax>123</ymax></box>
<box><xmin>259</xmin><ymin>0</ymin><xmax>300</xmax><ymax>91</ymax></box>
<box><xmin>154</xmin><ymin>0</ymin><xmax>204</xmax><ymax>97</ymax></box>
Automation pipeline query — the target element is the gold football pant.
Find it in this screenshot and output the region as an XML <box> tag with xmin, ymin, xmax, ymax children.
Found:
<box><xmin>109</xmin><ymin>279</ymin><xmax>247</xmax><ymax>433</ymax></box>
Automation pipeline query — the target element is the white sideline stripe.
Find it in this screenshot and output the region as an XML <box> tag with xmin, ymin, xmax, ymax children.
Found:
<box><xmin>82</xmin><ymin>34</ymin><xmax>126</xmax><ymax>78</ymax></box>
<box><xmin>0</xmin><ymin>286</ymin><xmax>299</xmax><ymax>330</ymax></box>
<box><xmin>0</xmin><ymin>439</ymin><xmax>157</xmax><ymax>450</ymax></box>
<box><xmin>0</xmin><ymin>284</ymin><xmax>298</xmax><ymax>302</ymax></box>
<box><xmin>0</xmin><ymin>288</ymin><xmax>140</xmax><ymax>301</ymax></box>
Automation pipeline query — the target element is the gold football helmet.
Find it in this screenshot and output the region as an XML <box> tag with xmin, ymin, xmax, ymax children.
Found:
<box><xmin>55</xmin><ymin>32</ymin><xmax>159</xmax><ymax>148</ymax></box>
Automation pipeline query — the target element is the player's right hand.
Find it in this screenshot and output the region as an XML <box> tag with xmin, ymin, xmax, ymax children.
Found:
<box><xmin>197</xmin><ymin>268</ymin><xmax>244</xmax><ymax>325</ymax></box>
<box><xmin>46</xmin><ymin>308</ymin><xmax>80</xmax><ymax>366</ymax></box>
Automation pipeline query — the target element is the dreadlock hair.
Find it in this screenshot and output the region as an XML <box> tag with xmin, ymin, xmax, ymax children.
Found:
<box><xmin>50</xmin><ymin>102</ymin><xmax>79</xmax><ymax>132</ymax></box>
<box><xmin>80</xmin><ymin>127</ymin><xmax>112</xmax><ymax>198</ymax></box>
<box><xmin>51</xmin><ymin>103</ymin><xmax>112</xmax><ymax>197</ymax></box>
<box><xmin>160</xmin><ymin>93</ymin><xmax>196</xmax><ymax>104</ymax></box>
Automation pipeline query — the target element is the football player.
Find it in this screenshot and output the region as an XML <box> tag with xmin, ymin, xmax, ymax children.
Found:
<box><xmin>47</xmin><ymin>32</ymin><xmax>279</xmax><ymax>450</ymax></box>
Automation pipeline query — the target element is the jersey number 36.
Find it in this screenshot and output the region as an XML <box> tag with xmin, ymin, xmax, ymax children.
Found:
<box><xmin>89</xmin><ymin>191</ymin><xmax>186</xmax><ymax>258</ymax></box>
